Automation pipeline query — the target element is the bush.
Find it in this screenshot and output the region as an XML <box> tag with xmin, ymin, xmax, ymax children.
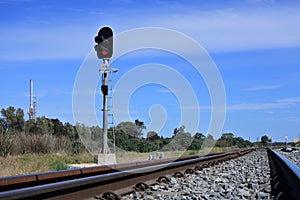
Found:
<box><xmin>7</xmin><ymin>132</ymin><xmax>82</xmax><ymax>155</ymax></box>
<box><xmin>49</xmin><ymin>160</ymin><xmax>68</xmax><ymax>171</ymax></box>
<box><xmin>0</xmin><ymin>133</ymin><xmax>13</xmax><ymax>157</ymax></box>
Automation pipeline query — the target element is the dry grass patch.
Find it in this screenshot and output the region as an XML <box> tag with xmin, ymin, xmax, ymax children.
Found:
<box><xmin>0</xmin><ymin>153</ymin><xmax>93</xmax><ymax>177</ymax></box>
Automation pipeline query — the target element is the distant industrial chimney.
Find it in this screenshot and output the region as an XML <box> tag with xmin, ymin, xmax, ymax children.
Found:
<box><xmin>28</xmin><ymin>80</ymin><xmax>37</xmax><ymax>121</ymax></box>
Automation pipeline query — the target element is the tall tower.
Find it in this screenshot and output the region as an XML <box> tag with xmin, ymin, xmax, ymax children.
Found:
<box><xmin>28</xmin><ymin>80</ymin><xmax>36</xmax><ymax>121</ymax></box>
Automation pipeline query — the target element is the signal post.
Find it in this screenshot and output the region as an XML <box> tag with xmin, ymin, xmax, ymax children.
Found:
<box><xmin>94</xmin><ymin>27</ymin><xmax>116</xmax><ymax>165</ymax></box>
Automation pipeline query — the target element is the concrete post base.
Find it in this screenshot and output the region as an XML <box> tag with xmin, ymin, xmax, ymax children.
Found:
<box><xmin>94</xmin><ymin>153</ymin><xmax>116</xmax><ymax>165</ymax></box>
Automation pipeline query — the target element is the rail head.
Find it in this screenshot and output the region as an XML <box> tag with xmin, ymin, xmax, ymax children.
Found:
<box><xmin>269</xmin><ymin>148</ymin><xmax>300</xmax><ymax>179</ymax></box>
<box><xmin>267</xmin><ymin>148</ymin><xmax>300</xmax><ymax>199</ymax></box>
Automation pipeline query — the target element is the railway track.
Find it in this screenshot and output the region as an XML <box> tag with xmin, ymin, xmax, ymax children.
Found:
<box><xmin>267</xmin><ymin>148</ymin><xmax>300</xmax><ymax>199</ymax></box>
<box><xmin>0</xmin><ymin>149</ymin><xmax>253</xmax><ymax>200</ymax></box>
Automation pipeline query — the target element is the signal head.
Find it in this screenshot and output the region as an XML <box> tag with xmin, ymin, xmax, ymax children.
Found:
<box><xmin>94</xmin><ymin>26</ymin><xmax>113</xmax><ymax>59</ymax></box>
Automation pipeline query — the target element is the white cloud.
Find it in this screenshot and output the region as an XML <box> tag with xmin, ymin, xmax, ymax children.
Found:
<box><xmin>244</xmin><ymin>84</ymin><xmax>283</xmax><ymax>91</ymax></box>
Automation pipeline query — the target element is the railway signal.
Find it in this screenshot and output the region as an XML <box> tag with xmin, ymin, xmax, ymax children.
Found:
<box><xmin>94</xmin><ymin>26</ymin><xmax>117</xmax><ymax>165</ymax></box>
<box><xmin>94</xmin><ymin>26</ymin><xmax>113</xmax><ymax>59</ymax></box>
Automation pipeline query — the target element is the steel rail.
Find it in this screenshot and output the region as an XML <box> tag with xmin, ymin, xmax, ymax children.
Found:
<box><xmin>0</xmin><ymin>152</ymin><xmax>224</xmax><ymax>192</ymax></box>
<box><xmin>0</xmin><ymin>149</ymin><xmax>254</xmax><ymax>200</ymax></box>
<box><xmin>267</xmin><ymin>148</ymin><xmax>300</xmax><ymax>199</ymax></box>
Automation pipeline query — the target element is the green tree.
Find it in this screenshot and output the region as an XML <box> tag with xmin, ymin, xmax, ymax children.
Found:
<box><xmin>76</xmin><ymin>123</ymin><xmax>100</xmax><ymax>154</ymax></box>
<box><xmin>189</xmin><ymin>140</ymin><xmax>203</xmax><ymax>150</ymax></box>
<box><xmin>216</xmin><ymin>133</ymin><xmax>252</xmax><ymax>148</ymax></box>
<box><xmin>117</xmin><ymin>121</ymin><xmax>142</xmax><ymax>138</ymax></box>
<box><xmin>146</xmin><ymin>131</ymin><xmax>160</xmax><ymax>142</ymax></box>
<box><xmin>172</xmin><ymin>125</ymin><xmax>185</xmax><ymax>137</ymax></box>
<box><xmin>194</xmin><ymin>132</ymin><xmax>206</xmax><ymax>140</ymax></box>
<box><xmin>233</xmin><ymin>137</ymin><xmax>252</xmax><ymax>148</ymax></box>
<box><xmin>64</xmin><ymin>122</ymin><xmax>78</xmax><ymax>140</ymax></box>
<box><xmin>203</xmin><ymin>134</ymin><xmax>215</xmax><ymax>147</ymax></box>
<box><xmin>15</xmin><ymin>108</ymin><xmax>25</xmax><ymax>132</ymax></box>
<box><xmin>51</xmin><ymin>118</ymin><xmax>64</xmax><ymax>136</ymax></box>
<box><xmin>135</xmin><ymin>119</ymin><xmax>146</xmax><ymax>138</ymax></box>
<box><xmin>261</xmin><ymin>135</ymin><xmax>269</xmax><ymax>144</ymax></box>
<box><xmin>90</xmin><ymin>126</ymin><xmax>102</xmax><ymax>142</ymax></box>
<box><xmin>0</xmin><ymin>118</ymin><xmax>8</xmax><ymax>133</ymax></box>
<box><xmin>25</xmin><ymin>119</ymin><xmax>37</xmax><ymax>133</ymax></box>
<box><xmin>137</xmin><ymin>139</ymin><xmax>160</xmax><ymax>152</ymax></box>
<box><xmin>65</xmin><ymin>122</ymin><xmax>81</xmax><ymax>154</ymax></box>
<box><xmin>221</xmin><ymin>133</ymin><xmax>234</xmax><ymax>139</ymax></box>
<box><xmin>114</xmin><ymin>128</ymin><xmax>137</xmax><ymax>151</ymax></box>
<box><xmin>188</xmin><ymin>132</ymin><xmax>206</xmax><ymax>150</ymax></box>
<box><xmin>36</xmin><ymin>116</ymin><xmax>54</xmax><ymax>134</ymax></box>
<box><xmin>218</xmin><ymin>133</ymin><xmax>235</xmax><ymax>147</ymax></box>
<box><xmin>168</xmin><ymin>125</ymin><xmax>193</xmax><ymax>150</ymax></box>
<box><xmin>161</xmin><ymin>137</ymin><xmax>172</xmax><ymax>148</ymax></box>
<box><xmin>1</xmin><ymin>106</ymin><xmax>16</xmax><ymax>132</ymax></box>
<box><xmin>1</xmin><ymin>106</ymin><xmax>25</xmax><ymax>132</ymax></box>
<box><xmin>215</xmin><ymin>139</ymin><xmax>227</xmax><ymax>147</ymax></box>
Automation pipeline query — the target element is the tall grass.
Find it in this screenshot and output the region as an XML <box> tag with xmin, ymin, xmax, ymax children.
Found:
<box><xmin>0</xmin><ymin>132</ymin><xmax>82</xmax><ymax>156</ymax></box>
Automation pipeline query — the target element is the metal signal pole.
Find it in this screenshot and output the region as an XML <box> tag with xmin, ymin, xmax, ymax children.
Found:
<box><xmin>94</xmin><ymin>26</ymin><xmax>116</xmax><ymax>164</ymax></box>
<box><xmin>101</xmin><ymin>59</ymin><xmax>110</xmax><ymax>154</ymax></box>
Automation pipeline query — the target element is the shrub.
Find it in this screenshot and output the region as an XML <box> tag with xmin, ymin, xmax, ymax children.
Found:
<box><xmin>0</xmin><ymin>133</ymin><xmax>13</xmax><ymax>157</ymax></box>
<box><xmin>49</xmin><ymin>160</ymin><xmax>68</xmax><ymax>171</ymax></box>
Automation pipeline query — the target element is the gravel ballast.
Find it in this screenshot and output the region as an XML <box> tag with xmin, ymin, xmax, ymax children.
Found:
<box><xmin>122</xmin><ymin>150</ymin><xmax>272</xmax><ymax>200</ymax></box>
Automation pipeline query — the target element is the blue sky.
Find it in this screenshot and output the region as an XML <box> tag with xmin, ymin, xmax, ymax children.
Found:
<box><xmin>0</xmin><ymin>0</ymin><xmax>300</xmax><ymax>142</ymax></box>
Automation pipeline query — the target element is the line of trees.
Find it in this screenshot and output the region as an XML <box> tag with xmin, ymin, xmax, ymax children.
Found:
<box><xmin>0</xmin><ymin>106</ymin><xmax>78</xmax><ymax>138</ymax></box>
<box><xmin>215</xmin><ymin>133</ymin><xmax>252</xmax><ymax>148</ymax></box>
<box><xmin>0</xmin><ymin>106</ymin><xmax>253</xmax><ymax>157</ymax></box>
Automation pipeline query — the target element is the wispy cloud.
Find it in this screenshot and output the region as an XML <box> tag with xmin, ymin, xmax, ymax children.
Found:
<box><xmin>178</xmin><ymin>97</ymin><xmax>300</xmax><ymax>112</ymax></box>
<box><xmin>0</xmin><ymin>26</ymin><xmax>94</xmax><ymax>60</ymax></box>
<box><xmin>244</xmin><ymin>84</ymin><xmax>283</xmax><ymax>91</ymax></box>
<box><xmin>228</xmin><ymin>97</ymin><xmax>300</xmax><ymax>111</ymax></box>
<box><xmin>1</xmin><ymin>3</ymin><xmax>300</xmax><ymax>60</ymax></box>
<box><xmin>227</xmin><ymin>102</ymin><xmax>284</xmax><ymax>111</ymax></box>
<box><xmin>113</xmin><ymin>89</ymin><xmax>134</xmax><ymax>93</ymax></box>
<box><xmin>263</xmin><ymin>116</ymin><xmax>300</xmax><ymax>122</ymax></box>
<box><xmin>0</xmin><ymin>0</ymin><xmax>35</xmax><ymax>4</ymax></box>
<box><xmin>144</xmin><ymin>6</ymin><xmax>300</xmax><ymax>52</ymax></box>
<box><xmin>277</xmin><ymin>97</ymin><xmax>300</xmax><ymax>104</ymax></box>
<box><xmin>156</xmin><ymin>88</ymin><xmax>181</xmax><ymax>93</ymax></box>
<box><xmin>11</xmin><ymin>92</ymin><xmax>47</xmax><ymax>98</ymax></box>
<box><xmin>73</xmin><ymin>89</ymin><xmax>97</xmax><ymax>95</ymax></box>
<box><xmin>252</xmin><ymin>0</ymin><xmax>275</xmax><ymax>3</ymax></box>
